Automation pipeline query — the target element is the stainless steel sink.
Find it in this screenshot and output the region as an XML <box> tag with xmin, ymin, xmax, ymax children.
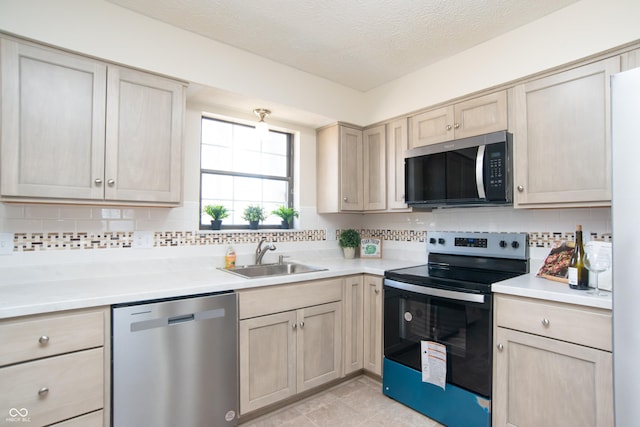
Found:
<box><xmin>220</xmin><ymin>262</ymin><xmax>327</xmax><ymax>279</ymax></box>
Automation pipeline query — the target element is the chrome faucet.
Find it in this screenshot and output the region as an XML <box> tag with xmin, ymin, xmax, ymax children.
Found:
<box><xmin>255</xmin><ymin>238</ymin><xmax>276</xmax><ymax>264</ymax></box>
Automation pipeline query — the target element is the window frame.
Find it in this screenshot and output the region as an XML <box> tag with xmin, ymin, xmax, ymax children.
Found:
<box><xmin>199</xmin><ymin>115</ymin><xmax>294</xmax><ymax>230</ymax></box>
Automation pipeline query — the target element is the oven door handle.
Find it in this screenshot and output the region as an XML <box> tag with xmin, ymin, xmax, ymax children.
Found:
<box><xmin>384</xmin><ymin>279</ymin><xmax>486</xmax><ymax>303</ymax></box>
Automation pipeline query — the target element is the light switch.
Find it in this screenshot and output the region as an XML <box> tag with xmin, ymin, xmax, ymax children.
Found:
<box><xmin>132</xmin><ymin>231</ymin><xmax>154</xmax><ymax>249</ymax></box>
<box><xmin>0</xmin><ymin>233</ymin><xmax>14</xmax><ymax>255</ymax></box>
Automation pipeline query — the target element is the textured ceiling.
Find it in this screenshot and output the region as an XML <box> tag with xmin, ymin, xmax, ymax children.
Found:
<box><xmin>107</xmin><ymin>0</ymin><xmax>578</xmax><ymax>92</ymax></box>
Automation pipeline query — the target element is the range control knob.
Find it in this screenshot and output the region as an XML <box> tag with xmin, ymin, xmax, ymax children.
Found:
<box><xmin>429</xmin><ymin>238</ymin><xmax>436</xmax><ymax>244</ymax></box>
<box><xmin>511</xmin><ymin>241</ymin><xmax>520</xmax><ymax>249</ymax></box>
<box><xmin>499</xmin><ymin>240</ymin><xmax>508</xmax><ymax>248</ymax></box>
<box><xmin>438</xmin><ymin>238</ymin><xmax>445</xmax><ymax>245</ymax></box>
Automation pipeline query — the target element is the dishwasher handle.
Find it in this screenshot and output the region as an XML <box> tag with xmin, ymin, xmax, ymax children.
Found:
<box><xmin>168</xmin><ymin>314</ymin><xmax>195</xmax><ymax>325</ymax></box>
<box><xmin>129</xmin><ymin>307</ymin><xmax>226</xmax><ymax>332</ymax></box>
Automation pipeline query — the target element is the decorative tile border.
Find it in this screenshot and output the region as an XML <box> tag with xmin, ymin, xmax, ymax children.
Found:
<box><xmin>9</xmin><ymin>229</ymin><xmax>612</xmax><ymax>252</ymax></box>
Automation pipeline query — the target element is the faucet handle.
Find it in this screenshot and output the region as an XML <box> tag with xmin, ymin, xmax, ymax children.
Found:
<box><xmin>278</xmin><ymin>255</ymin><xmax>290</xmax><ymax>264</ymax></box>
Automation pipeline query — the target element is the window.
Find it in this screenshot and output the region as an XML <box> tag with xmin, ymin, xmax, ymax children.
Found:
<box><xmin>200</xmin><ymin>116</ymin><xmax>293</xmax><ymax>229</ymax></box>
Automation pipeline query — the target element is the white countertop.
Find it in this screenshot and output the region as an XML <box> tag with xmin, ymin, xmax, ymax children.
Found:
<box><xmin>0</xmin><ymin>250</ymin><xmax>611</xmax><ymax>319</ymax></box>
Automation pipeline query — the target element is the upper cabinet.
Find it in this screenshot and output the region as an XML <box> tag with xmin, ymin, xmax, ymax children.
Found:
<box><xmin>512</xmin><ymin>57</ymin><xmax>619</xmax><ymax>208</ymax></box>
<box><xmin>386</xmin><ymin>118</ymin><xmax>410</xmax><ymax>210</ymax></box>
<box><xmin>621</xmin><ymin>47</ymin><xmax>640</xmax><ymax>71</ymax></box>
<box><xmin>317</xmin><ymin>123</ymin><xmax>386</xmax><ymax>213</ymax></box>
<box><xmin>0</xmin><ymin>38</ymin><xmax>184</xmax><ymax>205</ymax></box>
<box><xmin>409</xmin><ymin>91</ymin><xmax>507</xmax><ymax>148</ymax></box>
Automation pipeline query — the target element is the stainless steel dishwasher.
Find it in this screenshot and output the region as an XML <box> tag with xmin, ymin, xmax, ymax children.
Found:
<box><xmin>112</xmin><ymin>292</ymin><xmax>238</xmax><ymax>427</ymax></box>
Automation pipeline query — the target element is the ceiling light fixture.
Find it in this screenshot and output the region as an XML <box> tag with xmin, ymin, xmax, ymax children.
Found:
<box><xmin>253</xmin><ymin>108</ymin><xmax>271</xmax><ymax>143</ymax></box>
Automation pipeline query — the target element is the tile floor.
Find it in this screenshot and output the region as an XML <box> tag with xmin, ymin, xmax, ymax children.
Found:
<box><xmin>239</xmin><ymin>375</ymin><xmax>443</xmax><ymax>427</ymax></box>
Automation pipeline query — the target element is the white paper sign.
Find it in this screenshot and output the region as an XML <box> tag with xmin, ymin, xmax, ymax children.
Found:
<box><xmin>421</xmin><ymin>340</ymin><xmax>447</xmax><ymax>390</ymax></box>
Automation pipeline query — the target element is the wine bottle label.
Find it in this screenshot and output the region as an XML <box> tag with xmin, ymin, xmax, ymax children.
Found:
<box><xmin>568</xmin><ymin>267</ymin><xmax>578</xmax><ymax>285</ymax></box>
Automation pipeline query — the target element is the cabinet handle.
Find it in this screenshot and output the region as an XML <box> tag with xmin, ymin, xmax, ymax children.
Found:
<box><xmin>454</xmin><ymin>123</ymin><xmax>460</xmax><ymax>129</ymax></box>
<box><xmin>299</xmin><ymin>321</ymin><xmax>304</xmax><ymax>328</ymax></box>
<box><xmin>517</xmin><ymin>185</ymin><xmax>524</xmax><ymax>192</ymax></box>
<box><xmin>107</xmin><ymin>179</ymin><xmax>115</xmax><ymax>186</ymax></box>
<box><xmin>94</xmin><ymin>178</ymin><xmax>103</xmax><ymax>186</ymax></box>
<box><xmin>38</xmin><ymin>387</ymin><xmax>49</xmax><ymax>397</ymax></box>
<box><xmin>38</xmin><ymin>335</ymin><xmax>49</xmax><ymax>345</ymax></box>
<box><xmin>292</xmin><ymin>323</ymin><xmax>297</xmax><ymax>330</ymax></box>
<box><xmin>496</xmin><ymin>343</ymin><xmax>504</xmax><ymax>351</ymax></box>
<box><xmin>541</xmin><ymin>318</ymin><xmax>550</xmax><ymax>327</ymax></box>
<box><xmin>446</xmin><ymin>124</ymin><xmax>452</xmax><ymax>131</ymax></box>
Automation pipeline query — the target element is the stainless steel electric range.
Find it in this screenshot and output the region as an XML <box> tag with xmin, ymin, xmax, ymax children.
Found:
<box><xmin>383</xmin><ymin>231</ymin><xmax>529</xmax><ymax>427</ymax></box>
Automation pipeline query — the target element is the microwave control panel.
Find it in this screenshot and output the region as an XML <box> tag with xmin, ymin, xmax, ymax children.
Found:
<box><xmin>485</xmin><ymin>143</ymin><xmax>508</xmax><ymax>200</ymax></box>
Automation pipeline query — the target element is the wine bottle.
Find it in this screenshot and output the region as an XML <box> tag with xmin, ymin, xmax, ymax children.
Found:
<box><xmin>568</xmin><ymin>225</ymin><xmax>589</xmax><ymax>290</ymax></box>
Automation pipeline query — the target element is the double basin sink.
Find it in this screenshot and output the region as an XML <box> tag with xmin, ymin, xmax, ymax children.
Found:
<box><xmin>221</xmin><ymin>262</ymin><xmax>326</xmax><ymax>279</ymax></box>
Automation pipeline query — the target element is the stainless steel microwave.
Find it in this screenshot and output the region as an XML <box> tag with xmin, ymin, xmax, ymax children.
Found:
<box><xmin>404</xmin><ymin>131</ymin><xmax>513</xmax><ymax>208</ymax></box>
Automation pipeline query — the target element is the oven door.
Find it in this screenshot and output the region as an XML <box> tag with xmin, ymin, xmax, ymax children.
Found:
<box><xmin>384</xmin><ymin>279</ymin><xmax>492</xmax><ymax>398</ymax></box>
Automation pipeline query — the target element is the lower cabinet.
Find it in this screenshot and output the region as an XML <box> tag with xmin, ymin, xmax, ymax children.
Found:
<box><xmin>363</xmin><ymin>275</ymin><xmax>383</xmax><ymax>376</ymax></box>
<box><xmin>238</xmin><ymin>279</ymin><xmax>343</xmax><ymax>415</ymax></box>
<box><xmin>0</xmin><ymin>307</ymin><xmax>110</xmax><ymax>427</ymax></box>
<box><xmin>493</xmin><ymin>294</ymin><xmax>613</xmax><ymax>426</ymax></box>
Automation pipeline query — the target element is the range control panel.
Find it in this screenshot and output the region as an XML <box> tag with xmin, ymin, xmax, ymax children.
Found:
<box><xmin>427</xmin><ymin>231</ymin><xmax>529</xmax><ymax>260</ymax></box>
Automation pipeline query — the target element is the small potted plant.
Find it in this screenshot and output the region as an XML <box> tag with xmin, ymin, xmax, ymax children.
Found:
<box><xmin>339</xmin><ymin>229</ymin><xmax>361</xmax><ymax>259</ymax></box>
<box><xmin>202</xmin><ymin>204</ymin><xmax>229</xmax><ymax>230</ymax></box>
<box><xmin>271</xmin><ymin>206</ymin><xmax>299</xmax><ymax>229</ymax></box>
<box><xmin>242</xmin><ymin>205</ymin><xmax>266</xmax><ymax>230</ymax></box>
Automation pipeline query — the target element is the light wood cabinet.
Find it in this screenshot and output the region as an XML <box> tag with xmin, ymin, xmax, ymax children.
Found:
<box><xmin>621</xmin><ymin>48</ymin><xmax>640</xmax><ymax>71</ymax></box>
<box><xmin>386</xmin><ymin>118</ymin><xmax>411</xmax><ymax>210</ymax></box>
<box><xmin>362</xmin><ymin>125</ymin><xmax>386</xmax><ymax>211</ymax></box>
<box><xmin>493</xmin><ymin>294</ymin><xmax>613</xmax><ymax>427</ymax></box>
<box><xmin>238</xmin><ymin>279</ymin><xmax>343</xmax><ymax>415</ymax></box>
<box><xmin>512</xmin><ymin>57</ymin><xmax>619</xmax><ymax>208</ymax></box>
<box><xmin>0</xmin><ymin>307</ymin><xmax>110</xmax><ymax>427</ymax></box>
<box><xmin>343</xmin><ymin>275</ymin><xmax>364</xmax><ymax>375</ymax></box>
<box><xmin>317</xmin><ymin>123</ymin><xmax>386</xmax><ymax>212</ymax></box>
<box><xmin>363</xmin><ymin>275</ymin><xmax>383</xmax><ymax>376</ymax></box>
<box><xmin>409</xmin><ymin>91</ymin><xmax>507</xmax><ymax>148</ymax></box>
<box><xmin>0</xmin><ymin>38</ymin><xmax>184</xmax><ymax>205</ymax></box>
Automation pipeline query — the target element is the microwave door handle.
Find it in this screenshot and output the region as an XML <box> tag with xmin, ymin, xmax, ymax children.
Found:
<box><xmin>476</xmin><ymin>145</ymin><xmax>487</xmax><ymax>199</ymax></box>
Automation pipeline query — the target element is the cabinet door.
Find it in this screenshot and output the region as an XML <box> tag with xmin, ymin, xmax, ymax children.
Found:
<box><xmin>363</xmin><ymin>125</ymin><xmax>386</xmax><ymax>211</ymax></box>
<box><xmin>454</xmin><ymin>91</ymin><xmax>507</xmax><ymax>139</ymax></box>
<box><xmin>0</xmin><ymin>39</ymin><xmax>106</xmax><ymax>200</ymax></box>
<box><xmin>621</xmin><ymin>48</ymin><xmax>640</xmax><ymax>71</ymax></box>
<box><xmin>409</xmin><ymin>106</ymin><xmax>453</xmax><ymax>148</ymax></box>
<box><xmin>386</xmin><ymin>118</ymin><xmax>410</xmax><ymax>210</ymax></box>
<box><xmin>513</xmin><ymin>58</ymin><xmax>619</xmax><ymax>207</ymax></box>
<box><xmin>363</xmin><ymin>275</ymin><xmax>383</xmax><ymax>376</ymax></box>
<box><xmin>339</xmin><ymin>126</ymin><xmax>364</xmax><ymax>210</ymax></box>
<box><xmin>493</xmin><ymin>327</ymin><xmax>613</xmax><ymax>427</ymax></box>
<box><xmin>239</xmin><ymin>311</ymin><xmax>297</xmax><ymax>414</ymax></box>
<box><xmin>105</xmin><ymin>67</ymin><xmax>184</xmax><ymax>203</ymax></box>
<box><xmin>343</xmin><ymin>276</ymin><xmax>364</xmax><ymax>375</ymax></box>
<box><xmin>297</xmin><ymin>302</ymin><xmax>342</xmax><ymax>392</ymax></box>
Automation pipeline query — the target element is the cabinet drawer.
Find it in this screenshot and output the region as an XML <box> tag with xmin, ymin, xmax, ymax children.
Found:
<box><xmin>0</xmin><ymin>348</ymin><xmax>104</xmax><ymax>427</ymax></box>
<box><xmin>495</xmin><ymin>295</ymin><xmax>611</xmax><ymax>351</ymax></box>
<box><xmin>0</xmin><ymin>308</ymin><xmax>105</xmax><ymax>367</ymax></box>
<box><xmin>239</xmin><ymin>278</ymin><xmax>343</xmax><ymax>319</ymax></box>
<box><xmin>50</xmin><ymin>410</ymin><xmax>103</xmax><ymax>426</ymax></box>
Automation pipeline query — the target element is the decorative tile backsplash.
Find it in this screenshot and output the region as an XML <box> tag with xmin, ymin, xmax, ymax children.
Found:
<box><xmin>7</xmin><ymin>228</ymin><xmax>612</xmax><ymax>253</ymax></box>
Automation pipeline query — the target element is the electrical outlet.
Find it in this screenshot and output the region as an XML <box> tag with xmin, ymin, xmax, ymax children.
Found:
<box><xmin>132</xmin><ymin>231</ymin><xmax>154</xmax><ymax>249</ymax></box>
<box><xmin>0</xmin><ymin>233</ymin><xmax>14</xmax><ymax>255</ymax></box>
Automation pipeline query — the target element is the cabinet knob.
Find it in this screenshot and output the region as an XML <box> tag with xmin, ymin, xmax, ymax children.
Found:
<box><xmin>517</xmin><ymin>185</ymin><xmax>524</xmax><ymax>192</ymax></box>
<box><xmin>454</xmin><ymin>123</ymin><xmax>460</xmax><ymax>129</ymax></box>
<box><xmin>374</xmin><ymin>289</ymin><xmax>380</xmax><ymax>294</ymax></box>
<box><xmin>446</xmin><ymin>124</ymin><xmax>452</xmax><ymax>131</ymax></box>
<box><xmin>38</xmin><ymin>387</ymin><xmax>49</xmax><ymax>397</ymax></box>
<box><xmin>94</xmin><ymin>178</ymin><xmax>103</xmax><ymax>186</ymax></box>
<box><xmin>38</xmin><ymin>335</ymin><xmax>49</xmax><ymax>345</ymax></box>
<box><xmin>541</xmin><ymin>318</ymin><xmax>550</xmax><ymax>327</ymax></box>
<box><xmin>299</xmin><ymin>321</ymin><xmax>304</xmax><ymax>328</ymax></box>
<box><xmin>343</xmin><ymin>197</ymin><xmax>348</xmax><ymax>202</ymax></box>
<box><xmin>107</xmin><ymin>179</ymin><xmax>115</xmax><ymax>186</ymax></box>
<box><xmin>496</xmin><ymin>343</ymin><xmax>504</xmax><ymax>351</ymax></box>
<box><xmin>292</xmin><ymin>323</ymin><xmax>297</xmax><ymax>330</ymax></box>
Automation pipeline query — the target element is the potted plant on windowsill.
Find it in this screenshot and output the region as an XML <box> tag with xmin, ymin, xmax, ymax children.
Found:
<box><xmin>271</xmin><ymin>206</ymin><xmax>299</xmax><ymax>229</ymax></box>
<box><xmin>339</xmin><ymin>229</ymin><xmax>361</xmax><ymax>259</ymax></box>
<box><xmin>203</xmin><ymin>204</ymin><xmax>229</xmax><ymax>230</ymax></box>
<box><xmin>242</xmin><ymin>205</ymin><xmax>266</xmax><ymax>230</ymax></box>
